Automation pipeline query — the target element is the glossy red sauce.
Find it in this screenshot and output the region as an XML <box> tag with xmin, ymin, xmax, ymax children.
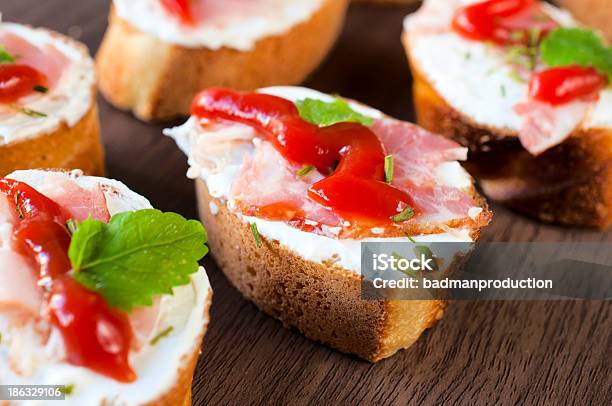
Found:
<box><xmin>0</xmin><ymin>178</ymin><xmax>136</xmax><ymax>383</ymax></box>
<box><xmin>160</xmin><ymin>0</ymin><xmax>194</xmax><ymax>24</ymax></box>
<box><xmin>192</xmin><ymin>88</ymin><xmax>416</xmax><ymax>226</ymax></box>
<box><xmin>0</xmin><ymin>64</ymin><xmax>47</xmax><ymax>103</ymax></box>
<box><xmin>529</xmin><ymin>66</ymin><xmax>608</xmax><ymax>105</ymax></box>
<box><xmin>452</xmin><ymin>0</ymin><xmax>556</xmax><ymax>45</ymax></box>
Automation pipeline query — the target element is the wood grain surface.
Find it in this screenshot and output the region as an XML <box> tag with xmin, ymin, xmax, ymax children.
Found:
<box><xmin>3</xmin><ymin>1</ymin><xmax>611</xmax><ymax>405</ymax></box>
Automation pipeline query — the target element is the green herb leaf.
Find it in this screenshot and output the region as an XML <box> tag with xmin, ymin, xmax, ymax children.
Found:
<box><xmin>413</xmin><ymin>245</ymin><xmax>439</xmax><ymax>271</ymax></box>
<box><xmin>540</xmin><ymin>28</ymin><xmax>612</xmax><ymax>80</ymax></box>
<box><xmin>295</xmin><ymin>97</ymin><xmax>374</xmax><ymax>127</ymax></box>
<box><xmin>0</xmin><ymin>45</ymin><xmax>15</xmax><ymax>63</ymax></box>
<box><xmin>391</xmin><ymin>207</ymin><xmax>415</xmax><ymax>223</ymax></box>
<box><xmin>150</xmin><ymin>326</ymin><xmax>174</xmax><ymax>345</ymax></box>
<box><xmin>384</xmin><ymin>155</ymin><xmax>394</xmax><ymax>184</ymax></box>
<box><xmin>33</xmin><ymin>85</ymin><xmax>49</xmax><ymax>93</ymax></box>
<box><xmin>296</xmin><ymin>165</ymin><xmax>315</xmax><ymax>177</ymax></box>
<box><xmin>406</xmin><ymin>234</ymin><xmax>416</xmax><ymax>244</ymax></box>
<box><xmin>250</xmin><ymin>222</ymin><xmax>262</xmax><ymax>248</ymax></box>
<box><xmin>69</xmin><ymin>209</ymin><xmax>208</xmax><ymax>312</ymax></box>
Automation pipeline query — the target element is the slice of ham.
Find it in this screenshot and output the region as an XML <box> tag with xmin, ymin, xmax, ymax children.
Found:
<box><xmin>225</xmin><ymin>116</ymin><xmax>480</xmax><ymax>237</ymax></box>
<box><xmin>514</xmin><ymin>100</ymin><xmax>590</xmax><ymax>155</ymax></box>
<box><xmin>372</xmin><ymin>119</ymin><xmax>477</xmax><ymax>223</ymax></box>
<box><xmin>230</xmin><ymin>140</ymin><xmax>341</xmax><ymax>228</ymax></box>
<box><xmin>0</xmin><ymin>29</ymin><xmax>69</xmax><ymax>86</ymax></box>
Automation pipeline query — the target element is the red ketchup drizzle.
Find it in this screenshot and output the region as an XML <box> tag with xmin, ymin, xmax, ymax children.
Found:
<box><xmin>0</xmin><ymin>64</ymin><xmax>47</xmax><ymax>103</ymax></box>
<box><xmin>529</xmin><ymin>66</ymin><xmax>608</xmax><ymax>106</ymax></box>
<box><xmin>191</xmin><ymin>88</ymin><xmax>415</xmax><ymax>226</ymax></box>
<box><xmin>160</xmin><ymin>0</ymin><xmax>194</xmax><ymax>24</ymax></box>
<box><xmin>452</xmin><ymin>0</ymin><xmax>556</xmax><ymax>45</ymax></box>
<box><xmin>0</xmin><ymin>178</ymin><xmax>136</xmax><ymax>383</ymax></box>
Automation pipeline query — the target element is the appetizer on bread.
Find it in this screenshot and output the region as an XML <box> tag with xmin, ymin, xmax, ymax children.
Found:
<box><xmin>96</xmin><ymin>0</ymin><xmax>349</xmax><ymax>121</ymax></box>
<box><xmin>0</xmin><ymin>169</ymin><xmax>211</xmax><ymax>405</ymax></box>
<box><xmin>403</xmin><ymin>0</ymin><xmax>612</xmax><ymax>228</ymax></box>
<box><xmin>166</xmin><ymin>86</ymin><xmax>491</xmax><ymax>361</ymax></box>
<box><xmin>554</xmin><ymin>0</ymin><xmax>612</xmax><ymax>41</ymax></box>
<box><xmin>0</xmin><ymin>21</ymin><xmax>104</xmax><ymax>177</ymax></box>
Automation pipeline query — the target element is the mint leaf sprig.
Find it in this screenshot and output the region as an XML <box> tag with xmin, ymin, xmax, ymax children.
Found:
<box><xmin>295</xmin><ymin>97</ymin><xmax>374</xmax><ymax>127</ymax></box>
<box><xmin>69</xmin><ymin>209</ymin><xmax>208</xmax><ymax>312</ymax></box>
<box><xmin>540</xmin><ymin>28</ymin><xmax>612</xmax><ymax>81</ymax></box>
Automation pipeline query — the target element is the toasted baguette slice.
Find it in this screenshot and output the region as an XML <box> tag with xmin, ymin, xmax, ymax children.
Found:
<box><xmin>197</xmin><ymin>180</ymin><xmax>483</xmax><ymax>361</ymax></box>
<box><xmin>0</xmin><ymin>23</ymin><xmax>104</xmax><ymax>178</ymax></box>
<box><xmin>554</xmin><ymin>0</ymin><xmax>612</xmax><ymax>40</ymax></box>
<box><xmin>96</xmin><ymin>0</ymin><xmax>348</xmax><ymax>122</ymax></box>
<box><xmin>403</xmin><ymin>1</ymin><xmax>612</xmax><ymax>229</ymax></box>
<box><xmin>167</xmin><ymin>86</ymin><xmax>491</xmax><ymax>361</ymax></box>
<box><xmin>0</xmin><ymin>169</ymin><xmax>212</xmax><ymax>406</ymax></box>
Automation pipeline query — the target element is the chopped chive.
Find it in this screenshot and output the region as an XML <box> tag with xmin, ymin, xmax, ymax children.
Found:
<box><xmin>464</xmin><ymin>52</ymin><xmax>472</xmax><ymax>61</ymax></box>
<box><xmin>529</xmin><ymin>27</ymin><xmax>542</xmax><ymax>47</ymax></box>
<box><xmin>384</xmin><ymin>155</ymin><xmax>394</xmax><ymax>184</ymax></box>
<box><xmin>500</xmin><ymin>85</ymin><xmax>506</xmax><ymax>97</ymax></box>
<box><xmin>60</xmin><ymin>384</ymin><xmax>75</xmax><ymax>396</ymax></box>
<box><xmin>33</xmin><ymin>85</ymin><xmax>49</xmax><ymax>93</ymax></box>
<box><xmin>406</xmin><ymin>234</ymin><xmax>416</xmax><ymax>244</ymax></box>
<box><xmin>14</xmin><ymin>192</ymin><xmax>23</xmax><ymax>219</ymax></box>
<box><xmin>66</xmin><ymin>219</ymin><xmax>78</xmax><ymax>235</ymax></box>
<box><xmin>413</xmin><ymin>245</ymin><xmax>439</xmax><ymax>271</ymax></box>
<box><xmin>250</xmin><ymin>222</ymin><xmax>262</xmax><ymax>248</ymax></box>
<box><xmin>508</xmin><ymin>71</ymin><xmax>525</xmax><ymax>83</ymax></box>
<box><xmin>13</xmin><ymin>105</ymin><xmax>48</xmax><ymax>117</ymax></box>
<box><xmin>391</xmin><ymin>207</ymin><xmax>414</xmax><ymax>223</ymax></box>
<box><xmin>150</xmin><ymin>326</ymin><xmax>174</xmax><ymax>345</ymax></box>
<box><xmin>296</xmin><ymin>165</ymin><xmax>314</xmax><ymax>177</ymax></box>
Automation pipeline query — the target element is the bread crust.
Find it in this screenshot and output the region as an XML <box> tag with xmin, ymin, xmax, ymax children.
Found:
<box><xmin>554</xmin><ymin>0</ymin><xmax>612</xmax><ymax>41</ymax></box>
<box><xmin>96</xmin><ymin>0</ymin><xmax>348</xmax><ymax>122</ymax></box>
<box><xmin>195</xmin><ymin>180</ymin><xmax>484</xmax><ymax>361</ymax></box>
<box><xmin>403</xmin><ymin>34</ymin><xmax>612</xmax><ymax>229</ymax></box>
<box><xmin>0</xmin><ymin>104</ymin><xmax>105</xmax><ymax>178</ymax></box>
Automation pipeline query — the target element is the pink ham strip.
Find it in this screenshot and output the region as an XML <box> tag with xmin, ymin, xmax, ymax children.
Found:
<box><xmin>229</xmin><ymin>116</ymin><xmax>477</xmax><ymax>232</ymax></box>
<box><xmin>0</xmin><ymin>175</ymin><xmax>158</xmax><ymax>348</ymax></box>
<box><xmin>38</xmin><ymin>174</ymin><xmax>111</xmax><ymax>223</ymax></box>
<box><xmin>230</xmin><ymin>141</ymin><xmax>342</xmax><ymax>227</ymax></box>
<box><xmin>0</xmin><ymin>29</ymin><xmax>69</xmax><ymax>86</ymax></box>
<box><xmin>514</xmin><ymin>100</ymin><xmax>590</xmax><ymax>155</ymax></box>
<box><xmin>372</xmin><ymin>118</ymin><xmax>476</xmax><ymax>222</ymax></box>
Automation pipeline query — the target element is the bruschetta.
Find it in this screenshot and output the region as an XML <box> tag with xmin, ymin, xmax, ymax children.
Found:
<box><xmin>0</xmin><ymin>21</ymin><xmax>104</xmax><ymax>177</ymax></box>
<box><xmin>403</xmin><ymin>0</ymin><xmax>612</xmax><ymax>229</ymax></box>
<box><xmin>96</xmin><ymin>0</ymin><xmax>349</xmax><ymax>122</ymax></box>
<box><xmin>0</xmin><ymin>169</ymin><xmax>211</xmax><ymax>405</ymax></box>
<box><xmin>166</xmin><ymin>86</ymin><xmax>491</xmax><ymax>361</ymax></box>
<box><xmin>554</xmin><ymin>0</ymin><xmax>612</xmax><ymax>41</ymax></box>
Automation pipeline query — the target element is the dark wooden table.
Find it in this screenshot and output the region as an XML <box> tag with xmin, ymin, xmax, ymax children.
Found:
<box><xmin>4</xmin><ymin>1</ymin><xmax>611</xmax><ymax>405</ymax></box>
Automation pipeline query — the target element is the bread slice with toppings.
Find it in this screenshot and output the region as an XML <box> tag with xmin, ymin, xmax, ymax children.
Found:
<box><xmin>0</xmin><ymin>169</ymin><xmax>211</xmax><ymax>406</ymax></box>
<box><xmin>403</xmin><ymin>0</ymin><xmax>612</xmax><ymax>229</ymax></box>
<box><xmin>96</xmin><ymin>0</ymin><xmax>349</xmax><ymax>122</ymax></box>
<box><xmin>167</xmin><ymin>86</ymin><xmax>491</xmax><ymax>361</ymax></box>
<box><xmin>0</xmin><ymin>22</ymin><xmax>104</xmax><ymax>178</ymax></box>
